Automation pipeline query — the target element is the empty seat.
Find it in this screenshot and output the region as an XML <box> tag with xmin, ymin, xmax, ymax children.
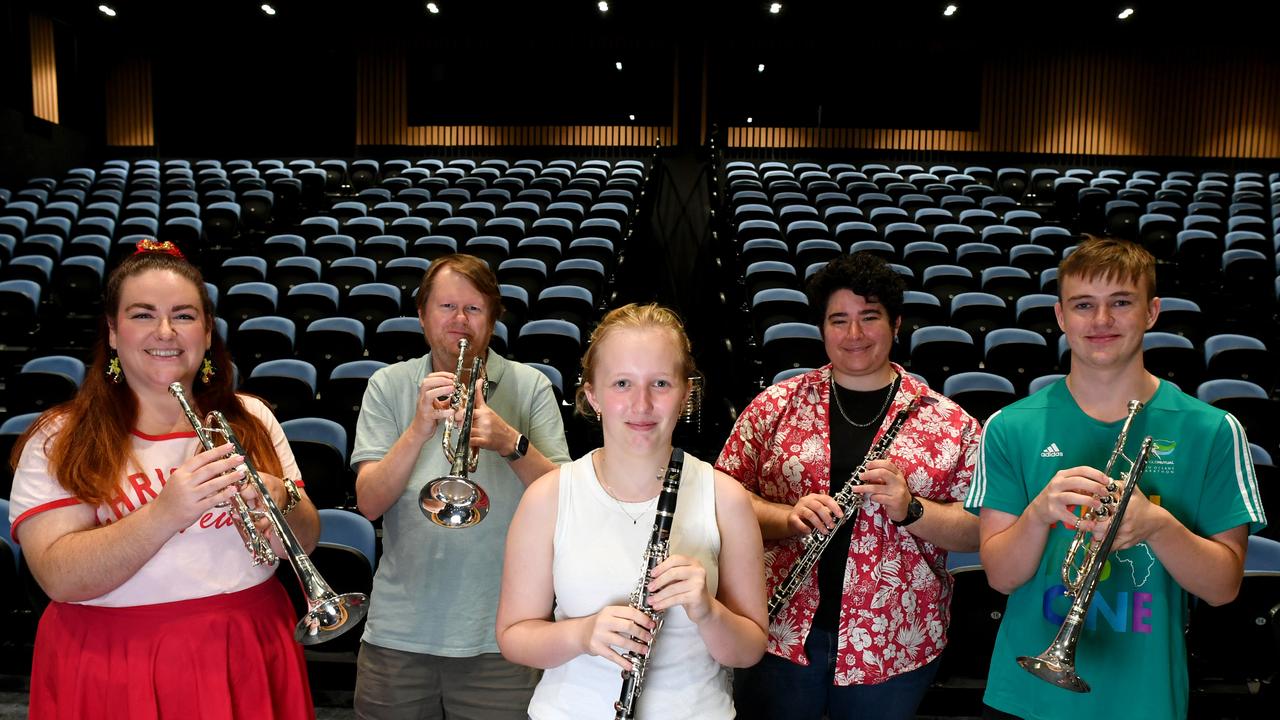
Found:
<box><xmin>909</xmin><ymin>326</ymin><xmax>978</xmax><ymax>387</ymax></box>
<box><xmin>1144</xmin><ymin>331</ymin><xmax>1202</xmax><ymax>391</ymax></box>
<box><xmin>9</xmin><ymin>355</ymin><xmax>85</xmax><ymax>414</ymax></box>
<box><xmin>242</xmin><ymin>359</ymin><xmax>317</xmax><ymax>422</ymax></box>
<box><xmin>1204</xmin><ymin>334</ymin><xmax>1273</xmax><ymax>393</ymax></box>
<box><xmin>759</xmin><ymin>323</ymin><xmax>826</xmax><ymax>383</ymax></box>
<box><xmin>297</xmin><ymin>317</ymin><xmax>365</xmax><ymax>385</ymax></box>
<box><xmin>233</xmin><ymin>315</ymin><xmax>296</xmax><ymax>375</ymax></box>
<box><xmin>942</xmin><ymin>372</ymin><xmax>1016</xmax><ymax>423</ymax></box>
<box><xmin>369</xmin><ymin>317</ymin><xmax>426</xmax><ymax>365</ymax></box>
<box><xmin>984</xmin><ymin>328</ymin><xmax>1054</xmax><ymax>394</ymax></box>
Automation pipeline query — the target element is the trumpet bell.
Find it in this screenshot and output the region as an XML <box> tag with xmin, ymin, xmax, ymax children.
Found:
<box><xmin>1017</xmin><ymin>654</ymin><xmax>1090</xmax><ymax>693</ymax></box>
<box><xmin>419</xmin><ymin>474</ymin><xmax>490</xmax><ymax>528</ymax></box>
<box><xmin>296</xmin><ymin>592</ymin><xmax>370</xmax><ymax>645</ymax></box>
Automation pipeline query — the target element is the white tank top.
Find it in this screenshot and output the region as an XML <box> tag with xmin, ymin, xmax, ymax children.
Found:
<box><xmin>527</xmin><ymin>450</ymin><xmax>733</xmax><ymax>720</ymax></box>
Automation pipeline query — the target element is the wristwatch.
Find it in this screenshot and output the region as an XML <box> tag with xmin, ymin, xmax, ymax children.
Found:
<box><xmin>893</xmin><ymin>495</ymin><xmax>924</xmax><ymax>527</ymax></box>
<box><xmin>504</xmin><ymin>433</ymin><xmax>529</xmax><ymax>462</ymax></box>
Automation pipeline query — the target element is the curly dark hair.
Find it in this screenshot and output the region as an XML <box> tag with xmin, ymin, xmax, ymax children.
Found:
<box><xmin>805</xmin><ymin>252</ymin><xmax>907</xmax><ymax>326</ymax></box>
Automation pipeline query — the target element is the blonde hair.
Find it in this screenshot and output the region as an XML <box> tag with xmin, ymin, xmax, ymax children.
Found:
<box><xmin>1058</xmin><ymin>235</ymin><xmax>1157</xmax><ymax>301</ymax></box>
<box><xmin>574</xmin><ymin>303</ymin><xmax>699</xmax><ymax>418</ymax></box>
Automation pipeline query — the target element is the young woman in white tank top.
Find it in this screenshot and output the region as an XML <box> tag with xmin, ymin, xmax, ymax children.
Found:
<box><xmin>496</xmin><ymin>304</ymin><xmax>767</xmax><ymax>719</ymax></box>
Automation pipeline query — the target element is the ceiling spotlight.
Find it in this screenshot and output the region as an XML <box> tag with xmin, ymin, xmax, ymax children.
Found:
<box><xmin>769</xmin><ymin>3</ymin><xmax>782</xmax><ymax>14</ymax></box>
<box><xmin>615</xmin><ymin>61</ymin><xmax>623</xmax><ymax>71</ymax></box>
<box><xmin>98</xmin><ymin>4</ymin><xmax>117</xmax><ymax>16</ymax></box>
<box><xmin>628</xmin><ymin>114</ymin><xmax>636</xmax><ymax>121</ymax></box>
<box><xmin>426</xmin><ymin>2</ymin><xmax>440</xmax><ymax>14</ymax></box>
<box><xmin>1118</xmin><ymin>7</ymin><xmax>1134</xmax><ymax>19</ymax></box>
<box><xmin>598</xmin><ymin>1</ymin><xmax>609</xmax><ymax>12</ymax></box>
<box><xmin>747</xmin><ymin>117</ymin><xmax>754</xmax><ymax>124</ymax></box>
<box><xmin>944</xmin><ymin>4</ymin><xmax>957</xmax><ymax>16</ymax></box>
<box><xmin>261</xmin><ymin>3</ymin><xmax>277</xmax><ymax>15</ymax></box>
<box><xmin>757</xmin><ymin>63</ymin><xmax>766</xmax><ymax>72</ymax></box>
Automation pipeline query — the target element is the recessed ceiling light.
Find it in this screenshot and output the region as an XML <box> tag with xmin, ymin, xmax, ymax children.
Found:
<box><xmin>1118</xmin><ymin>7</ymin><xmax>1134</xmax><ymax>19</ymax></box>
<box><xmin>769</xmin><ymin>3</ymin><xmax>782</xmax><ymax>15</ymax></box>
<box><xmin>758</xmin><ymin>63</ymin><xmax>766</xmax><ymax>72</ymax></box>
<box><xmin>261</xmin><ymin>4</ymin><xmax>277</xmax><ymax>16</ymax></box>
<box><xmin>98</xmin><ymin>4</ymin><xmax>117</xmax><ymax>17</ymax></box>
<box><xmin>598</xmin><ymin>1</ymin><xmax>609</xmax><ymax>13</ymax></box>
<box><xmin>615</xmin><ymin>61</ymin><xmax>623</xmax><ymax>71</ymax></box>
<box><xmin>747</xmin><ymin>117</ymin><xmax>754</xmax><ymax>124</ymax></box>
<box><xmin>944</xmin><ymin>4</ymin><xmax>957</xmax><ymax>17</ymax></box>
<box><xmin>426</xmin><ymin>2</ymin><xmax>440</xmax><ymax>14</ymax></box>
<box><xmin>628</xmin><ymin>114</ymin><xmax>636</xmax><ymax>121</ymax></box>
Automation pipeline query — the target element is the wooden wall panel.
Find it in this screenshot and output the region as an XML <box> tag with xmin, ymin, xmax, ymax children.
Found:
<box><xmin>29</xmin><ymin>15</ymin><xmax>58</xmax><ymax>124</ymax></box>
<box><xmin>728</xmin><ymin>52</ymin><xmax>1280</xmax><ymax>158</ymax></box>
<box><xmin>105</xmin><ymin>59</ymin><xmax>155</xmax><ymax>147</ymax></box>
<box><xmin>355</xmin><ymin>51</ymin><xmax>672</xmax><ymax>148</ymax></box>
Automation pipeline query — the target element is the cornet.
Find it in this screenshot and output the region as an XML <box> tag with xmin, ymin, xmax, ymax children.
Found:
<box><xmin>1017</xmin><ymin>399</ymin><xmax>1153</xmax><ymax>692</ymax></box>
<box><xmin>169</xmin><ymin>383</ymin><xmax>368</xmax><ymax>645</ymax></box>
<box><xmin>418</xmin><ymin>339</ymin><xmax>490</xmax><ymax>528</ymax></box>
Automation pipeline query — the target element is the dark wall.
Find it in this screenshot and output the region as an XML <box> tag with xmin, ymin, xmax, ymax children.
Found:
<box><xmin>0</xmin><ymin>3</ymin><xmax>95</xmax><ymax>189</ymax></box>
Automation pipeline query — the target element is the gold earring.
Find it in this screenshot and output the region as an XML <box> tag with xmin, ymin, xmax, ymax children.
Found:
<box><xmin>200</xmin><ymin>354</ymin><xmax>215</xmax><ymax>385</ymax></box>
<box><xmin>106</xmin><ymin>350</ymin><xmax>123</xmax><ymax>384</ymax></box>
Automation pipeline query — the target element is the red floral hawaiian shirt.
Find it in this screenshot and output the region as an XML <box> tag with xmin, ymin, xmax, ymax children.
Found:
<box><xmin>716</xmin><ymin>364</ymin><xmax>980</xmax><ymax>685</ymax></box>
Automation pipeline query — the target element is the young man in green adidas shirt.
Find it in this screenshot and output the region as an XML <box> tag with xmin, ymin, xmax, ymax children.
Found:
<box><xmin>964</xmin><ymin>237</ymin><xmax>1266</xmax><ymax>720</ymax></box>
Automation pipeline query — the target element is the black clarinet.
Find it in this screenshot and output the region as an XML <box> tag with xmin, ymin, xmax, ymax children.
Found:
<box><xmin>614</xmin><ymin>448</ymin><xmax>686</xmax><ymax>720</ymax></box>
<box><xmin>767</xmin><ymin>392</ymin><xmax>933</xmax><ymax>620</ymax></box>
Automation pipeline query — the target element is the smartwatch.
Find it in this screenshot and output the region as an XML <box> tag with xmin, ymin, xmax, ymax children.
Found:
<box><xmin>892</xmin><ymin>496</ymin><xmax>924</xmax><ymax>527</ymax></box>
<box><xmin>504</xmin><ymin>433</ymin><xmax>529</xmax><ymax>462</ymax></box>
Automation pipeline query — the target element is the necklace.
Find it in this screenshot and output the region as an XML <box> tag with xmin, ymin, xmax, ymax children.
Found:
<box><xmin>593</xmin><ymin>453</ymin><xmax>661</xmax><ymax>525</ymax></box>
<box><xmin>830</xmin><ymin>373</ymin><xmax>899</xmax><ymax>428</ymax></box>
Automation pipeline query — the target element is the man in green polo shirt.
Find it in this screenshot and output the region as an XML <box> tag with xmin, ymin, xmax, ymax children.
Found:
<box><xmin>964</xmin><ymin>237</ymin><xmax>1266</xmax><ymax>720</ymax></box>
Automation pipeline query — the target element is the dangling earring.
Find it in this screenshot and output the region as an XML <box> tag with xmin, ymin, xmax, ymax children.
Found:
<box><xmin>594</xmin><ymin>407</ymin><xmax>602</xmax><ymax>422</ymax></box>
<box><xmin>200</xmin><ymin>353</ymin><xmax>215</xmax><ymax>385</ymax></box>
<box><xmin>106</xmin><ymin>349</ymin><xmax>123</xmax><ymax>384</ymax></box>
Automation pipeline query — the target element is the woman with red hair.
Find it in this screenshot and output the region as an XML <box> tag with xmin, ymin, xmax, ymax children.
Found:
<box><xmin>8</xmin><ymin>240</ymin><xmax>319</xmax><ymax>720</ymax></box>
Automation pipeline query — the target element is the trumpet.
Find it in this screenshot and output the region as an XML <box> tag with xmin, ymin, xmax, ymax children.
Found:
<box><xmin>1017</xmin><ymin>399</ymin><xmax>1153</xmax><ymax>692</ymax></box>
<box><xmin>169</xmin><ymin>383</ymin><xmax>369</xmax><ymax>645</ymax></box>
<box><xmin>441</xmin><ymin>338</ymin><xmax>482</xmax><ymax>472</ymax></box>
<box><xmin>418</xmin><ymin>340</ymin><xmax>490</xmax><ymax>528</ymax></box>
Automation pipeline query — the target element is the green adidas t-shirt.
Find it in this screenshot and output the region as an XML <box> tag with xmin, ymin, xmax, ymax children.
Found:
<box><xmin>964</xmin><ymin>378</ymin><xmax>1266</xmax><ymax>720</ymax></box>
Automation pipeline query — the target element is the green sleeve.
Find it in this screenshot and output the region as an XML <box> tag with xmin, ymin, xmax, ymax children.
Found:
<box><xmin>1194</xmin><ymin>413</ymin><xmax>1267</xmax><ymax>537</ymax></box>
<box><xmin>350</xmin><ymin>367</ymin><xmax>400</xmax><ymax>467</ymax></box>
<box><xmin>964</xmin><ymin>409</ymin><xmax>1030</xmax><ymax>517</ymax></box>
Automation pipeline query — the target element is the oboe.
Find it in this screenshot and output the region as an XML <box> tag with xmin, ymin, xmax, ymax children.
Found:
<box><xmin>767</xmin><ymin>391</ymin><xmax>932</xmax><ymax>621</ymax></box>
<box><xmin>614</xmin><ymin>448</ymin><xmax>686</xmax><ymax>720</ymax></box>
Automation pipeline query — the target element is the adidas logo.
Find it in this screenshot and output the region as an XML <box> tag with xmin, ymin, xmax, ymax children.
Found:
<box><xmin>1041</xmin><ymin>443</ymin><xmax>1064</xmax><ymax>458</ymax></box>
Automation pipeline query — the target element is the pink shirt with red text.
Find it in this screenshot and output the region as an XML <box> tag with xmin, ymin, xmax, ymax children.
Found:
<box><xmin>8</xmin><ymin>394</ymin><xmax>301</xmax><ymax>607</ymax></box>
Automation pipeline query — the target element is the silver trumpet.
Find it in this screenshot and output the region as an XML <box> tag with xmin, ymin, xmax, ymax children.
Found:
<box><xmin>169</xmin><ymin>382</ymin><xmax>368</xmax><ymax>645</ymax></box>
<box><xmin>1017</xmin><ymin>399</ymin><xmax>1154</xmax><ymax>692</ymax></box>
<box><xmin>418</xmin><ymin>342</ymin><xmax>489</xmax><ymax>528</ymax></box>
<box><xmin>441</xmin><ymin>338</ymin><xmax>482</xmax><ymax>472</ymax></box>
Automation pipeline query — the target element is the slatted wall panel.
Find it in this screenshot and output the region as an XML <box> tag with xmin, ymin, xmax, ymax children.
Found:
<box><xmin>729</xmin><ymin>52</ymin><xmax>1280</xmax><ymax>158</ymax></box>
<box><xmin>105</xmin><ymin>59</ymin><xmax>155</xmax><ymax>147</ymax></box>
<box><xmin>356</xmin><ymin>51</ymin><xmax>674</xmax><ymax>147</ymax></box>
<box><xmin>29</xmin><ymin>15</ymin><xmax>58</xmax><ymax>124</ymax></box>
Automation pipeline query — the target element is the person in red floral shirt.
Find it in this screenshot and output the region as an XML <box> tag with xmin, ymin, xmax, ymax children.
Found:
<box><xmin>717</xmin><ymin>252</ymin><xmax>982</xmax><ymax>720</ymax></box>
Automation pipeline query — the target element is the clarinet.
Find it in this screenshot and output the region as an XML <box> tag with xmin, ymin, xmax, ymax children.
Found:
<box><xmin>614</xmin><ymin>447</ymin><xmax>686</xmax><ymax>720</ymax></box>
<box><xmin>767</xmin><ymin>392</ymin><xmax>931</xmax><ymax>621</ymax></box>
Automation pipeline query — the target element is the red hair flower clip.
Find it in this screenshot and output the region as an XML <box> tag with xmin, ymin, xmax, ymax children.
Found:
<box><xmin>133</xmin><ymin>238</ymin><xmax>186</xmax><ymax>260</ymax></box>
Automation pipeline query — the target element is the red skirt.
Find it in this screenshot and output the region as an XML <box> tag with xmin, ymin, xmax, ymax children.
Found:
<box><xmin>29</xmin><ymin>578</ymin><xmax>315</xmax><ymax>720</ymax></box>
